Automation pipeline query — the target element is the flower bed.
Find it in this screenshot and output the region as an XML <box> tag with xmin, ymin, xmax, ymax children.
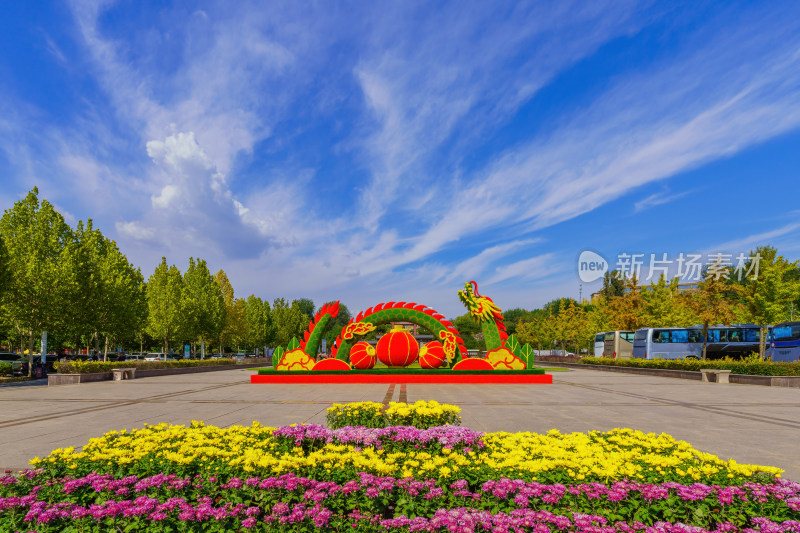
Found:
<box><xmin>1</xmin><ymin>401</ymin><xmax>796</xmax><ymax>532</ymax></box>
<box><xmin>580</xmin><ymin>357</ymin><xmax>800</xmax><ymax>376</ymax></box>
<box><xmin>53</xmin><ymin>359</ymin><xmax>238</xmax><ymax>374</ymax></box>
<box><xmin>326</xmin><ymin>400</ymin><xmax>462</xmax><ymax>429</ymax></box>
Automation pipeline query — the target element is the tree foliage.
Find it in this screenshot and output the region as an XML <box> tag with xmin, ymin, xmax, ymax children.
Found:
<box><xmin>146</xmin><ymin>257</ymin><xmax>184</xmax><ymax>354</ymax></box>
<box><xmin>272</xmin><ymin>298</ymin><xmax>310</xmax><ymax>348</ymax></box>
<box><xmin>740</xmin><ymin>246</ymin><xmax>800</xmax><ymax>357</ymax></box>
<box><xmin>0</xmin><ymin>187</ymin><xmax>72</xmax><ymax>373</ymax></box>
<box><xmin>182</xmin><ymin>259</ymin><xmax>225</xmax><ymax>353</ymax></box>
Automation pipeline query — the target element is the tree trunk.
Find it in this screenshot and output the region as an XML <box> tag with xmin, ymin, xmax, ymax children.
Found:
<box><xmin>139</xmin><ymin>337</ymin><xmax>143</xmax><ymax>355</ymax></box>
<box><xmin>27</xmin><ymin>329</ymin><xmax>34</xmax><ymax>378</ymax></box>
<box><xmin>103</xmin><ymin>335</ymin><xmax>109</xmax><ymax>362</ymax></box>
<box><xmin>759</xmin><ymin>325</ymin><xmax>767</xmax><ymax>360</ymax></box>
<box><xmin>701</xmin><ymin>323</ymin><xmax>708</xmax><ymax>360</ymax></box>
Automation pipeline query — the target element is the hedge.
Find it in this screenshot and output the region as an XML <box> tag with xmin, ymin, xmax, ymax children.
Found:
<box><xmin>580</xmin><ymin>356</ymin><xmax>800</xmax><ymax>376</ymax></box>
<box><xmin>0</xmin><ymin>361</ymin><xmax>11</xmax><ymax>376</ymax></box>
<box><xmin>53</xmin><ymin>359</ymin><xmax>238</xmax><ymax>374</ymax></box>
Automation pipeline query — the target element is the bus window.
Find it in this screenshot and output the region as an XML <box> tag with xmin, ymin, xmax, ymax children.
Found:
<box><xmin>728</xmin><ymin>329</ymin><xmax>741</xmax><ymax>342</ymax></box>
<box><xmin>744</xmin><ymin>328</ymin><xmax>760</xmax><ymax>342</ymax></box>
<box><xmin>707</xmin><ymin>330</ymin><xmax>720</xmax><ymax>343</ymax></box>
<box><xmin>621</xmin><ymin>332</ymin><xmax>635</xmax><ymax>342</ymax></box>
<box><xmin>688</xmin><ymin>330</ymin><xmax>702</xmax><ymax>343</ymax></box>
<box><xmin>594</xmin><ymin>333</ymin><xmax>604</xmax><ymax>342</ymax></box>
<box><xmin>653</xmin><ymin>330</ymin><xmax>668</xmax><ymax>343</ymax></box>
<box><xmin>634</xmin><ymin>329</ymin><xmax>647</xmax><ymax>341</ymax></box>
<box><xmin>671</xmin><ymin>330</ymin><xmax>689</xmax><ymax>343</ymax></box>
<box><xmin>773</xmin><ymin>325</ymin><xmax>800</xmax><ymax>341</ymax></box>
<box><xmin>605</xmin><ymin>332</ymin><xmax>615</xmax><ymax>341</ymax></box>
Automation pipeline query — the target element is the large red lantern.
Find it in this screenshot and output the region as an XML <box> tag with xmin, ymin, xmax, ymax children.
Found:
<box><xmin>350</xmin><ymin>341</ymin><xmax>377</xmax><ymax>369</ymax></box>
<box><xmin>419</xmin><ymin>341</ymin><xmax>445</xmax><ymax>369</ymax></box>
<box><xmin>376</xmin><ymin>325</ymin><xmax>419</xmax><ymax>367</ymax></box>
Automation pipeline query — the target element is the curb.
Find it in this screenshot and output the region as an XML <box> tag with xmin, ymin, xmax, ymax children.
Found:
<box><xmin>47</xmin><ymin>363</ymin><xmax>266</xmax><ymax>386</ymax></box>
<box><xmin>541</xmin><ymin>362</ymin><xmax>800</xmax><ymax>388</ymax></box>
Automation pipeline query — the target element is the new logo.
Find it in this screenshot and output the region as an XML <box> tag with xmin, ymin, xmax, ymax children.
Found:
<box><xmin>578</xmin><ymin>250</ymin><xmax>608</xmax><ymax>283</ymax></box>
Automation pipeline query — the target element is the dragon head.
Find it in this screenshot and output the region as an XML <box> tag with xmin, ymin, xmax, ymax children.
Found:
<box><xmin>458</xmin><ymin>281</ymin><xmax>501</xmax><ymax>322</ymax></box>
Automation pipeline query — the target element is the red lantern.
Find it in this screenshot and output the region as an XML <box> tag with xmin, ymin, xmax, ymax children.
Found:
<box><xmin>419</xmin><ymin>341</ymin><xmax>445</xmax><ymax>369</ymax></box>
<box><xmin>376</xmin><ymin>325</ymin><xmax>419</xmax><ymax>367</ymax></box>
<box><xmin>350</xmin><ymin>341</ymin><xmax>377</xmax><ymax>369</ymax></box>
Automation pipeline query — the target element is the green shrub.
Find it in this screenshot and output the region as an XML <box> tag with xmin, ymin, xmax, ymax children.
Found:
<box><xmin>53</xmin><ymin>359</ymin><xmax>237</xmax><ymax>374</ymax></box>
<box><xmin>580</xmin><ymin>356</ymin><xmax>800</xmax><ymax>376</ymax></box>
<box><xmin>0</xmin><ymin>362</ymin><xmax>11</xmax><ymax>376</ymax></box>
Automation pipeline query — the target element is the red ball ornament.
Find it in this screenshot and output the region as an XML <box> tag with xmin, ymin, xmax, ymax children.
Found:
<box><xmin>349</xmin><ymin>341</ymin><xmax>377</xmax><ymax>369</ymax></box>
<box><xmin>451</xmin><ymin>358</ymin><xmax>494</xmax><ymax>370</ymax></box>
<box><xmin>419</xmin><ymin>341</ymin><xmax>445</xmax><ymax>369</ymax></box>
<box><xmin>312</xmin><ymin>358</ymin><xmax>352</xmax><ymax>371</ymax></box>
<box><xmin>376</xmin><ymin>325</ymin><xmax>419</xmax><ymax>367</ymax></box>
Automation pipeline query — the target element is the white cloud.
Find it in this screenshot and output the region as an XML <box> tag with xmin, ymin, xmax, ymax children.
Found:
<box><xmin>634</xmin><ymin>189</ymin><xmax>694</xmax><ymax>213</ymax></box>
<box><xmin>116</xmin><ymin>220</ymin><xmax>155</xmax><ymax>241</ymax></box>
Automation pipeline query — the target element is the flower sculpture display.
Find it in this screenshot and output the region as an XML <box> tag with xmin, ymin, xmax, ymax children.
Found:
<box><xmin>259</xmin><ymin>281</ymin><xmax>550</xmax><ymax>382</ymax></box>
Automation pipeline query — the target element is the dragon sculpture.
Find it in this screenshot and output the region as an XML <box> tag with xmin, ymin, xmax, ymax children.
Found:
<box><xmin>275</xmin><ymin>281</ymin><xmax>527</xmax><ymax>370</ymax></box>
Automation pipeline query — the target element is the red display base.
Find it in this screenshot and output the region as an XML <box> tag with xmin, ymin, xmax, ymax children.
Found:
<box><xmin>250</xmin><ymin>373</ymin><xmax>553</xmax><ymax>384</ymax></box>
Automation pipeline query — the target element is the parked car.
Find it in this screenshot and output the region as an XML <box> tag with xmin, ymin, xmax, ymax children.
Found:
<box><xmin>144</xmin><ymin>353</ymin><xmax>166</xmax><ymax>361</ymax></box>
<box><xmin>11</xmin><ymin>354</ymin><xmax>53</xmax><ymax>378</ymax></box>
<box><xmin>0</xmin><ymin>353</ymin><xmax>23</xmax><ymax>376</ymax></box>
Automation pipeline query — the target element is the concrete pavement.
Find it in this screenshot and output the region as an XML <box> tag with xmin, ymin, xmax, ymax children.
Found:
<box><xmin>0</xmin><ymin>367</ymin><xmax>797</xmax><ymax>479</ymax></box>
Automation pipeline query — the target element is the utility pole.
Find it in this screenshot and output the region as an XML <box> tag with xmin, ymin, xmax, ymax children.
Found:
<box><xmin>578</xmin><ymin>284</ymin><xmax>582</xmax><ymax>303</ymax></box>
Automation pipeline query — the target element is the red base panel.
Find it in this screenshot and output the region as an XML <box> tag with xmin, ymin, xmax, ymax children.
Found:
<box><xmin>250</xmin><ymin>373</ymin><xmax>553</xmax><ymax>384</ymax></box>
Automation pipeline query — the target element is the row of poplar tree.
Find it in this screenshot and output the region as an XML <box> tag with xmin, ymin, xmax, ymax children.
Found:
<box><xmin>0</xmin><ymin>188</ymin><xmax>319</xmax><ymax>358</ymax></box>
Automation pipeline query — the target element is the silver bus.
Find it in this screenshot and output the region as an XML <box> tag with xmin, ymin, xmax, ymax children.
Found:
<box><xmin>633</xmin><ymin>325</ymin><xmax>762</xmax><ymax>360</ymax></box>
<box><xmin>593</xmin><ymin>331</ymin><xmax>635</xmax><ymax>359</ymax></box>
<box><xmin>633</xmin><ymin>327</ymin><xmax>703</xmax><ymax>360</ymax></box>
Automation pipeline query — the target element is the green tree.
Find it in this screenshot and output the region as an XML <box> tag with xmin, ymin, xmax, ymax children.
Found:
<box><xmin>96</xmin><ymin>237</ymin><xmax>146</xmax><ymax>359</ymax></box>
<box><xmin>685</xmin><ymin>261</ymin><xmax>743</xmax><ymax>360</ymax></box>
<box><xmin>229</xmin><ymin>298</ymin><xmax>249</xmax><ymax>352</ymax></box>
<box><xmin>61</xmin><ymin>220</ymin><xmax>102</xmax><ymax>354</ymax></box>
<box><xmin>146</xmin><ymin>257</ymin><xmax>184</xmax><ymax>354</ymax></box>
<box><xmin>600</xmin><ymin>271</ymin><xmax>625</xmax><ymax>299</ymax></box>
<box><xmin>182</xmin><ymin>258</ymin><xmax>225</xmax><ymax>356</ymax></box>
<box><xmin>271</xmin><ymin>298</ymin><xmax>311</xmax><ymax>348</ymax></box>
<box><xmin>0</xmin><ymin>187</ymin><xmax>72</xmax><ymax>375</ymax></box>
<box><xmin>243</xmin><ymin>295</ymin><xmax>272</xmax><ymax>352</ymax></box>
<box><xmin>741</xmin><ymin>246</ymin><xmax>800</xmax><ymax>357</ymax></box>
<box><xmin>503</xmin><ymin>308</ymin><xmax>533</xmax><ymax>336</ymax></box>
<box><xmin>293</xmin><ymin>298</ymin><xmax>315</xmax><ymax>321</ymax></box>
<box><xmin>607</xmin><ymin>275</ymin><xmax>648</xmax><ymax>331</ymax></box>
<box><xmin>213</xmin><ymin>270</ymin><xmax>242</xmax><ymax>353</ymax></box>
<box><xmin>0</xmin><ymin>233</ymin><xmax>8</xmax><ymax>302</ymax></box>
<box><xmin>641</xmin><ymin>275</ymin><xmax>698</xmax><ymax>328</ymax></box>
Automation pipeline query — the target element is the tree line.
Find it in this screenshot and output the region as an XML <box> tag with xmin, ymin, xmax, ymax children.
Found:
<box><xmin>450</xmin><ymin>247</ymin><xmax>800</xmax><ymax>359</ymax></box>
<box><xmin>0</xmin><ymin>188</ymin><xmax>336</xmax><ymax>367</ymax></box>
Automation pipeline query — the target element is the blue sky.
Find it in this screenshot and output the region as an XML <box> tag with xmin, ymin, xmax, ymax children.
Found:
<box><xmin>2</xmin><ymin>1</ymin><xmax>800</xmax><ymax>318</ymax></box>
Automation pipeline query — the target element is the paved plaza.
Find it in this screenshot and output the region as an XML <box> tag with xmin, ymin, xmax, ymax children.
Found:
<box><xmin>1</xmin><ymin>367</ymin><xmax>798</xmax><ymax>479</ymax></box>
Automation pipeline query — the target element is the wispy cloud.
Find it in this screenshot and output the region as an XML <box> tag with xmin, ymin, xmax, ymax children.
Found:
<box><xmin>634</xmin><ymin>189</ymin><xmax>694</xmax><ymax>213</ymax></box>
